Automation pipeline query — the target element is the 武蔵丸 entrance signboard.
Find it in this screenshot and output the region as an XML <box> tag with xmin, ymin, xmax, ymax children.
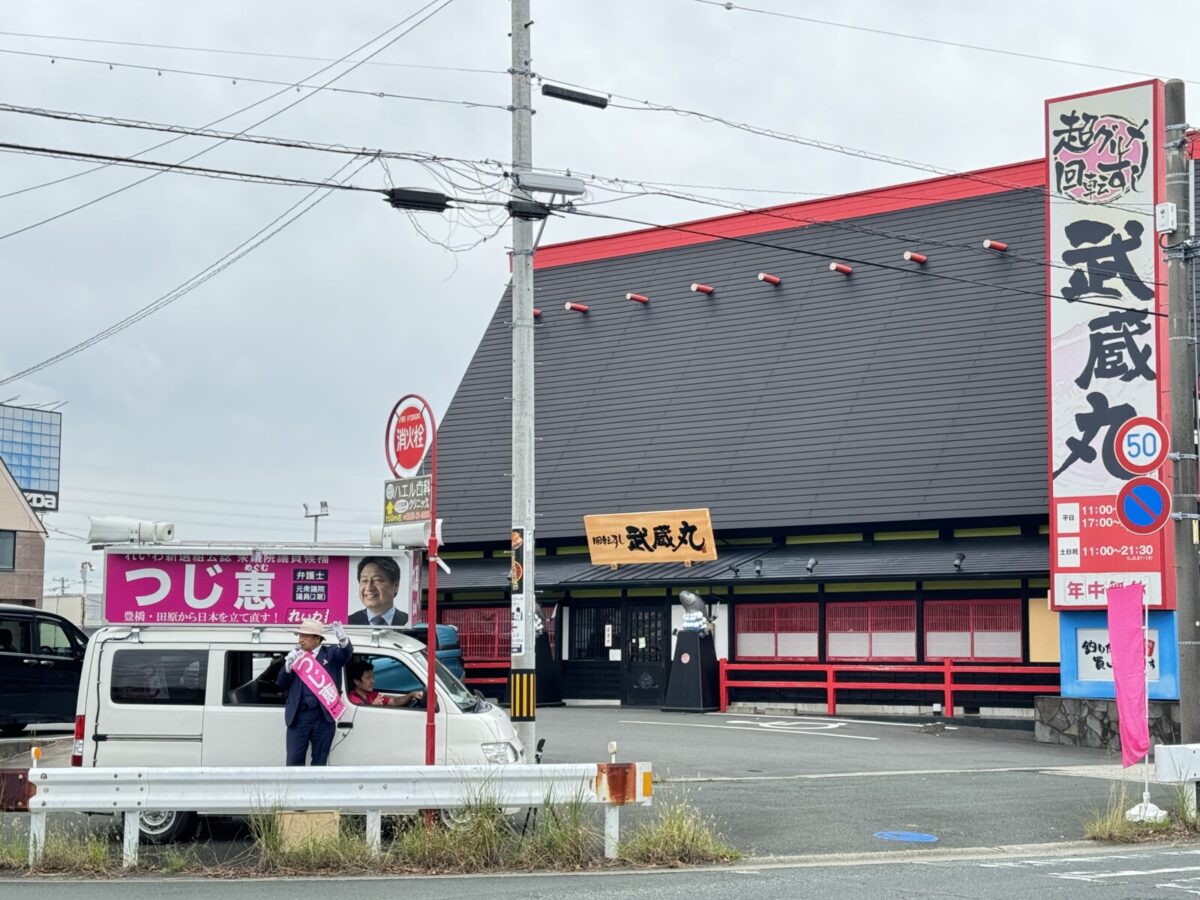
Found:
<box><xmin>583</xmin><ymin>508</ymin><xmax>717</xmax><ymax>566</ymax></box>
<box><xmin>1046</xmin><ymin>80</ymin><xmax>1175</xmax><ymax>610</ymax></box>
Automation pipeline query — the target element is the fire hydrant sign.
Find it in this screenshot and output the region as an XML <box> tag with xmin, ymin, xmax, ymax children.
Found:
<box><xmin>386</xmin><ymin>397</ymin><xmax>434</xmax><ymax>478</ymax></box>
<box><xmin>1045</xmin><ymin>80</ymin><xmax>1175</xmax><ymax>609</ymax></box>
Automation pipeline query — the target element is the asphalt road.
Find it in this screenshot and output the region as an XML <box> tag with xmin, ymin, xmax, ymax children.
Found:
<box><xmin>0</xmin><ymin>707</ymin><xmax>1185</xmax><ymax>868</ymax></box>
<box><xmin>6</xmin><ymin>844</ymin><xmax>1200</xmax><ymax>898</ymax></box>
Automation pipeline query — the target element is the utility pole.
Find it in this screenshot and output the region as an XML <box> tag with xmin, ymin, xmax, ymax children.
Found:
<box><xmin>1165</xmin><ymin>79</ymin><xmax>1200</xmax><ymax>741</ymax></box>
<box><xmin>80</xmin><ymin>561</ymin><xmax>93</xmax><ymax>629</ymax></box>
<box><xmin>509</xmin><ymin>0</ymin><xmax>538</xmax><ymax>752</ymax></box>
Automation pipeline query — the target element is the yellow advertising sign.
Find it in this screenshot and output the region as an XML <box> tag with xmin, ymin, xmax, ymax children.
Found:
<box><xmin>583</xmin><ymin>508</ymin><xmax>717</xmax><ymax>565</ymax></box>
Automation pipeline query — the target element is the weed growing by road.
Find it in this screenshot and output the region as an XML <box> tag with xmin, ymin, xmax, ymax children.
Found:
<box><xmin>1084</xmin><ymin>782</ymin><xmax>1178</xmax><ymax>842</ymax></box>
<box><xmin>618</xmin><ymin>798</ymin><xmax>741</xmax><ymax>866</ymax></box>
<box><xmin>513</xmin><ymin>796</ymin><xmax>599</xmax><ymax>869</ymax></box>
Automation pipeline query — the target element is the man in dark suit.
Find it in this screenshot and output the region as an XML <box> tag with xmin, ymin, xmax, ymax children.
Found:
<box><xmin>348</xmin><ymin>556</ymin><xmax>409</xmax><ymax>626</ymax></box>
<box><xmin>276</xmin><ymin>618</ymin><xmax>353</xmax><ymax>766</ymax></box>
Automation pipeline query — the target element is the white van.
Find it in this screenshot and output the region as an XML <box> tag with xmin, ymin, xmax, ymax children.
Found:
<box><xmin>71</xmin><ymin>624</ymin><xmax>524</xmax><ymax>842</ymax></box>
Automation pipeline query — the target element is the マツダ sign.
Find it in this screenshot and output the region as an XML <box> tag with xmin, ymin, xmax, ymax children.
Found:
<box><xmin>583</xmin><ymin>508</ymin><xmax>717</xmax><ymax>565</ymax></box>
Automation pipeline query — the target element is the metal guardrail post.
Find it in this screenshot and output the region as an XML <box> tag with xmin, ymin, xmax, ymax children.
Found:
<box><xmin>604</xmin><ymin>805</ymin><xmax>619</xmax><ymax>859</ymax></box>
<box><xmin>122</xmin><ymin>811</ymin><xmax>139</xmax><ymax>868</ymax></box>
<box><xmin>366</xmin><ymin>810</ymin><xmax>382</xmax><ymax>857</ymax></box>
<box><xmin>28</xmin><ymin>810</ymin><xmax>45</xmax><ymax>865</ymax></box>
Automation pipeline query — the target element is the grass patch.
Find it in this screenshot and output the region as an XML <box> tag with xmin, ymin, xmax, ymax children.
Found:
<box><xmin>35</xmin><ymin>832</ymin><xmax>116</xmax><ymax>874</ymax></box>
<box><xmin>0</xmin><ymin>832</ymin><xmax>25</xmax><ymax>870</ymax></box>
<box><xmin>618</xmin><ymin>799</ymin><xmax>741</xmax><ymax>866</ymax></box>
<box><xmin>1083</xmin><ymin>782</ymin><xmax>1178</xmax><ymax>842</ymax></box>
<box><xmin>514</xmin><ymin>798</ymin><xmax>600</xmax><ymax>870</ymax></box>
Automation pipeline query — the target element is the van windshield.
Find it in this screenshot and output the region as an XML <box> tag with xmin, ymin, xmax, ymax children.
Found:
<box><xmin>414</xmin><ymin>650</ymin><xmax>477</xmax><ymax>713</ymax></box>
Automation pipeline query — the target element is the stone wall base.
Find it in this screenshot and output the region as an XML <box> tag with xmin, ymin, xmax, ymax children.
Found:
<box><xmin>1034</xmin><ymin>695</ymin><xmax>1180</xmax><ymax>750</ymax></box>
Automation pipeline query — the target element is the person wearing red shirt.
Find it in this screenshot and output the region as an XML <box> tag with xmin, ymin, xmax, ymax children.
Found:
<box><xmin>346</xmin><ymin>658</ymin><xmax>424</xmax><ymax>708</ymax></box>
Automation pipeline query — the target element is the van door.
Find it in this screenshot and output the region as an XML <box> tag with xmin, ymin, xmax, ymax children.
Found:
<box><xmin>204</xmin><ymin>648</ymin><xmax>289</xmax><ymax>766</ymax></box>
<box><xmin>0</xmin><ymin>613</ymin><xmax>36</xmax><ymax>731</ymax></box>
<box><xmin>331</xmin><ymin>652</ymin><xmax>447</xmax><ymax>765</ymax></box>
<box><xmin>92</xmin><ymin>645</ymin><xmax>208</xmax><ymax>766</ymax></box>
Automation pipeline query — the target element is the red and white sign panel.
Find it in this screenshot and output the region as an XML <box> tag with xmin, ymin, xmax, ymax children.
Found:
<box><xmin>385</xmin><ymin>396</ymin><xmax>435</xmax><ymax>478</ymax></box>
<box><xmin>1113</xmin><ymin>415</ymin><xmax>1169</xmax><ymax>475</ymax></box>
<box><xmin>1046</xmin><ymin>80</ymin><xmax>1174</xmax><ymax>609</ymax></box>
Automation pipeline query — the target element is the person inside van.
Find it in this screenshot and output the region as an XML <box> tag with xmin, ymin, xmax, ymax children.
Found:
<box><xmin>276</xmin><ymin>618</ymin><xmax>352</xmax><ymax>766</ymax></box>
<box><xmin>0</xmin><ymin>628</ymin><xmax>13</xmax><ymax>652</ymax></box>
<box><xmin>346</xmin><ymin>658</ymin><xmax>424</xmax><ymax>708</ymax></box>
<box><xmin>348</xmin><ymin>556</ymin><xmax>409</xmax><ymax>626</ymax></box>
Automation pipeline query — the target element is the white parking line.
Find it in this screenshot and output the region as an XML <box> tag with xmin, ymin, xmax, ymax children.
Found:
<box><xmin>711</xmin><ymin>712</ymin><xmax>958</xmax><ymax>730</ymax></box>
<box><xmin>620</xmin><ymin>719</ymin><xmax>878</xmax><ymax>740</ymax></box>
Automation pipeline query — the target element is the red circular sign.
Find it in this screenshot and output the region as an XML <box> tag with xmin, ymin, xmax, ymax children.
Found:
<box><xmin>1116</xmin><ymin>476</ymin><xmax>1172</xmax><ymax>535</ymax></box>
<box><xmin>1114</xmin><ymin>416</ymin><xmax>1170</xmax><ymax>475</ymax></box>
<box><xmin>385</xmin><ymin>396</ymin><xmax>435</xmax><ymax>478</ymax></box>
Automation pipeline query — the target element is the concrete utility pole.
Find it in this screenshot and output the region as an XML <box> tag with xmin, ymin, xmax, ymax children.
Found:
<box><xmin>509</xmin><ymin>0</ymin><xmax>538</xmax><ymax>752</ymax></box>
<box><xmin>80</xmin><ymin>561</ymin><xmax>93</xmax><ymax>629</ymax></box>
<box><xmin>1165</xmin><ymin>79</ymin><xmax>1200</xmax><ymax>742</ymax></box>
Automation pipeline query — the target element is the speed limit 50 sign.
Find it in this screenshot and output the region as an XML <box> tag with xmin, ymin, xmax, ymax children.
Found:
<box><xmin>1114</xmin><ymin>415</ymin><xmax>1169</xmax><ymax>476</ymax></box>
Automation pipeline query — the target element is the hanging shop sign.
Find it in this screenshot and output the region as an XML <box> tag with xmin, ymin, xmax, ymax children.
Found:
<box><xmin>1045</xmin><ymin>80</ymin><xmax>1175</xmax><ymax>609</ymax></box>
<box><xmin>583</xmin><ymin>507</ymin><xmax>717</xmax><ymax>565</ymax></box>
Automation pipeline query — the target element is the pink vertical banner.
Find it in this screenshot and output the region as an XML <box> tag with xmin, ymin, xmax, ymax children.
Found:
<box><xmin>1107</xmin><ymin>582</ymin><xmax>1150</xmax><ymax>767</ymax></box>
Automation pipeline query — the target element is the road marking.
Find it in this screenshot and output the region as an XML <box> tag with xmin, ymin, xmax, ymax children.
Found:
<box><xmin>727</xmin><ymin>719</ymin><xmax>845</xmax><ymax>732</ymax></box>
<box><xmin>1054</xmin><ymin>864</ymin><xmax>1200</xmax><ymax>881</ymax></box>
<box><xmin>711</xmin><ymin>712</ymin><xmax>959</xmax><ymax>730</ymax></box>
<box><xmin>619</xmin><ymin>719</ymin><xmax>878</xmax><ymax>740</ymax></box>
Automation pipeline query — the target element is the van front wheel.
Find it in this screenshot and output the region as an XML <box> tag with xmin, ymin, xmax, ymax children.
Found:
<box><xmin>139</xmin><ymin>810</ymin><xmax>197</xmax><ymax>844</ymax></box>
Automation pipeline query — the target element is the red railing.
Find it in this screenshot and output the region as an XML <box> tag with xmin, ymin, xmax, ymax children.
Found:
<box><xmin>718</xmin><ymin>659</ymin><xmax>1060</xmax><ymax>716</ymax></box>
<box><xmin>463</xmin><ymin>660</ymin><xmax>508</xmax><ymax>687</ymax></box>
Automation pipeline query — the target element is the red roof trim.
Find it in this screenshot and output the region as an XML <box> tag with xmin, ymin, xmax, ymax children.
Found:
<box><xmin>535</xmin><ymin>158</ymin><xmax>1048</xmax><ymax>271</ymax></box>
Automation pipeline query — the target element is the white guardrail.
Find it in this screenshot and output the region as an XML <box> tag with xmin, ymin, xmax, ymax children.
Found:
<box><xmin>24</xmin><ymin>761</ymin><xmax>652</xmax><ymax>867</ymax></box>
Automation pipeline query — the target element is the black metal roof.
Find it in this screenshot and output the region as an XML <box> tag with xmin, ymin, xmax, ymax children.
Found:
<box><xmin>437</xmin><ymin>538</ymin><xmax>1048</xmax><ymax>593</ymax></box>
<box><xmin>436</xmin><ymin>187</ymin><xmax>1048</xmax><ymax>545</ymax></box>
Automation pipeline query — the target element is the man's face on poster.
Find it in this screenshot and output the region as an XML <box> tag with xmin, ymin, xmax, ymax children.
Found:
<box><xmin>359</xmin><ymin>562</ymin><xmax>398</xmax><ymax>615</ymax></box>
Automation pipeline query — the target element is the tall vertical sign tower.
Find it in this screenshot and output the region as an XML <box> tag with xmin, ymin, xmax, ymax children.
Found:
<box><xmin>1046</xmin><ymin>81</ymin><xmax>1180</xmax><ymax>698</ymax></box>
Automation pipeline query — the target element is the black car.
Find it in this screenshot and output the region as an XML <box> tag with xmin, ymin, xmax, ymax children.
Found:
<box><xmin>0</xmin><ymin>602</ymin><xmax>88</xmax><ymax>736</ymax></box>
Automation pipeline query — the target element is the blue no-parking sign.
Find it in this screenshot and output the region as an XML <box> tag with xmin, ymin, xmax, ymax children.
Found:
<box><xmin>1116</xmin><ymin>476</ymin><xmax>1172</xmax><ymax>535</ymax></box>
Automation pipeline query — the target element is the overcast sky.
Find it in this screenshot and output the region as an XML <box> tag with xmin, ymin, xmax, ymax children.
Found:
<box><xmin>1</xmin><ymin>0</ymin><xmax>1193</xmax><ymax>595</ymax></box>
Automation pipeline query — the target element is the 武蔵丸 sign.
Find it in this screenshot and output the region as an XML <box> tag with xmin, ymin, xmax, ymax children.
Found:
<box><xmin>583</xmin><ymin>508</ymin><xmax>717</xmax><ymax>565</ymax></box>
<box><xmin>1046</xmin><ymin>80</ymin><xmax>1175</xmax><ymax>609</ymax></box>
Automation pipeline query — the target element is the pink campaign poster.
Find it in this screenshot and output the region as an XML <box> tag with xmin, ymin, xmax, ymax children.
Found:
<box><xmin>104</xmin><ymin>553</ymin><xmax>353</xmax><ymax>626</ymax></box>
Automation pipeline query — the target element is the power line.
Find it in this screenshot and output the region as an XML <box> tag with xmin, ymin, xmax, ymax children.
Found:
<box><xmin>0</xmin><ymin>0</ymin><xmax>457</xmax><ymax>239</ymax></box>
<box><xmin>691</xmin><ymin>0</ymin><xmax>1185</xmax><ymax>84</ymax></box>
<box><xmin>535</xmin><ymin>77</ymin><xmax>1155</xmax><ymax>219</ymax></box>
<box><xmin>0</xmin><ymin>139</ymin><xmax>383</xmax><ymax>192</ymax></box>
<box><xmin>69</xmin><ymin>485</ymin><xmax>378</xmax><ymax>515</ymax></box>
<box><xmin>563</xmin><ymin>206</ymin><xmax>1166</xmax><ymax>319</ymax></box>
<box><xmin>0</xmin><ymin>29</ymin><xmax>507</xmax><ymax>77</ymax></box>
<box><xmin>0</xmin><ymin>155</ymin><xmax>372</xmax><ymax>387</ymax></box>
<box><xmin>0</xmin><ymin>102</ymin><xmax>510</xmax><ymax>171</ymax></box>
<box><xmin>0</xmin><ymin>46</ymin><xmax>509</xmax><ymax>110</ymax></box>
